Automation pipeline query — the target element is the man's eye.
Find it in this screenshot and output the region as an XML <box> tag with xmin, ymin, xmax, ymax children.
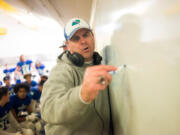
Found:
<box><xmin>71</xmin><ymin>36</ymin><xmax>80</xmax><ymax>41</ymax></box>
<box><xmin>83</xmin><ymin>32</ymin><xmax>89</xmax><ymax>38</ymax></box>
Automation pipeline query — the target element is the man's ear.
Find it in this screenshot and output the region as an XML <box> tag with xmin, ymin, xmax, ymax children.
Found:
<box><xmin>65</xmin><ymin>41</ymin><xmax>69</xmax><ymax>50</ymax></box>
<box><xmin>65</xmin><ymin>41</ymin><xmax>71</xmax><ymax>52</ymax></box>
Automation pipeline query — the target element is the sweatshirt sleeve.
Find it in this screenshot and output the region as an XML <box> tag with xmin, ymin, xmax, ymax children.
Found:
<box><xmin>40</xmin><ymin>64</ymin><xmax>90</xmax><ymax>125</ymax></box>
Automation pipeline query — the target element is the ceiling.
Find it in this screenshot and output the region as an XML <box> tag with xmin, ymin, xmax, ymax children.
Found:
<box><xmin>24</xmin><ymin>0</ymin><xmax>93</xmax><ymax>26</ymax></box>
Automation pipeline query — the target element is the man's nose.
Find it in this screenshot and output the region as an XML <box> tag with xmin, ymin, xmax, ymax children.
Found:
<box><xmin>79</xmin><ymin>37</ymin><xmax>86</xmax><ymax>44</ymax></box>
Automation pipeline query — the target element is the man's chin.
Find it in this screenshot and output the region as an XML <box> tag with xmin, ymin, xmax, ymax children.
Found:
<box><xmin>83</xmin><ymin>56</ymin><xmax>93</xmax><ymax>62</ymax></box>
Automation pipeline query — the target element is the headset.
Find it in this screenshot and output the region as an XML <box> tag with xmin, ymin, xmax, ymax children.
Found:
<box><xmin>58</xmin><ymin>51</ymin><xmax>102</xmax><ymax>67</ymax></box>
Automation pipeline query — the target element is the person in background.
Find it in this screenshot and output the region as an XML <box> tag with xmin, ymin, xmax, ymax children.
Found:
<box><xmin>39</xmin><ymin>75</ymin><xmax>48</xmax><ymax>82</ymax></box>
<box><xmin>0</xmin><ymin>87</ymin><xmax>34</xmax><ymax>135</ymax></box>
<box><xmin>40</xmin><ymin>18</ymin><xmax>117</xmax><ymax>135</ymax></box>
<box><xmin>3</xmin><ymin>76</ymin><xmax>15</xmax><ymax>95</ymax></box>
<box><xmin>29</xmin><ymin>80</ymin><xmax>46</xmax><ymax>112</ymax></box>
<box><xmin>10</xmin><ymin>83</ymin><xmax>32</xmax><ymax>123</ymax></box>
<box><xmin>29</xmin><ymin>80</ymin><xmax>47</xmax><ymax>135</ymax></box>
<box><xmin>10</xmin><ymin>83</ymin><xmax>39</xmax><ymax>134</ymax></box>
<box><xmin>24</xmin><ymin>73</ymin><xmax>37</xmax><ymax>88</ymax></box>
<box><xmin>15</xmin><ymin>55</ymin><xmax>35</xmax><ymax>75</ymax></box>
<box><xmin>14</xmin><ymin>66</ymin><xmax>22</xmax><ymax>84</ymax></box>
<box><xmin>3</xmin><ymin>64</ymin><xmax>16</xmax><ymax>77</ymax></box>
<box><xmin>35</xmin><ymin>61</ymin><xmax>45</xmax><ymax>77</ymax></box>
<box><xmin>14</xmin><ymin>55</ymin><xmax>35</xmax><ymax>84</ymax></box>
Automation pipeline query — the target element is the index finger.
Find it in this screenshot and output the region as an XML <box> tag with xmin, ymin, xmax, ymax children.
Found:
<box><xmin>93</xmin><ymin>65</ymin><xmax>117</xmax><ymax>72</ymax></box>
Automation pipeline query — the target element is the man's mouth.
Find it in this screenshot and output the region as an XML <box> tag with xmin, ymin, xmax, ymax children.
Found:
<box><xmin>83</xmin><ymin>47</ymin><xmax>89</xmax><ymax>52</ymax></box>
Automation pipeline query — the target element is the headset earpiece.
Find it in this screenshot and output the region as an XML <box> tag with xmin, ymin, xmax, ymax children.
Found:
<box><xmin>67</xmin><ymin>51</ymin><xmax>84</xmax><ymax>67</ymax></box>
<box><xmin>93</xmin><ymin>52</ymin><xmax>102</xmax><ymax>65</ymax></box>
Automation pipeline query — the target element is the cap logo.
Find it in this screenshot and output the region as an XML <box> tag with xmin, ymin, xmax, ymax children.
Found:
<box><xmin>72</xmin><ymin>19</ymin><xmax>80</xmax><ymax>26</ymax></box>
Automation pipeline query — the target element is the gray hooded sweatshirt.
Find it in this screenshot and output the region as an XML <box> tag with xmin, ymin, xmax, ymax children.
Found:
<box><xmin>40</xmin><ymin>52</ymin><xmax>111</xmax><ymax>135</ymax></box>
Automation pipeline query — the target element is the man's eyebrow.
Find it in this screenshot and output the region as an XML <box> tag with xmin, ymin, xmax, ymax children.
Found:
<box><xmin>84</xmin><ymin>31</ymin><xmax>89</xmax><ymax>34</ymax></box>
<box><xmin>71</xmin><ymin>35</ymin><xmax>79</xmax><ymax>39</ymax></box>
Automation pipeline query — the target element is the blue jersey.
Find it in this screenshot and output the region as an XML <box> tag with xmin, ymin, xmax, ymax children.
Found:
<box><xmin>29</xmin><ymin>87</ymin><xmax>41</xmax><ymax>101</ymax></box>
<box><xmin>35</xmin><ymin>64</ymin><xmax>45</xmax><ymax>76</ymax></box>
<box><xmin>6</xmin><ymin>84</ymin><xmax>15</xmax><ymax>95</ymax></box>
<box><xmin>17</xmin><ymin>60</ymin><xmax>32</xmax><ymax>74</ymax></box>
<box><xmin>10</xmin><ymin>95</ymin><xmax>31</xmax><ymax>117</ymax></box>
<box><xmin>31</xmin><ymin>80</ymin><xmax>37</xmax><ymax>87</ymax></box>
<box><xmin>24</xmin><ymin>80</ymin><xmax>37</xmax><ymax>88</ymax></box>
<box><xmin>0</xmin><ymin>103</ymin><xmax>12</xmax><ymax>130</ymax></box>
<box><xmin>3</xmin><ymin>67</ymin><xmax>16</xmax><ymax>76</ymax></box>
<box><xmin>16</xmin><ymin>79</ymin><xmax>21</xmax><ymax>84</ymax></box>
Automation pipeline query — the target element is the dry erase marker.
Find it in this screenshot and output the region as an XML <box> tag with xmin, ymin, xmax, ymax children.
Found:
<box><xmin>99</xmin><ymin>65</ymin><xmax>127</xmax><ymax>85</ymax></box>
<box><xmin>109</xmin><ymin>64</ymin><xmax>126</xmax><ymax>75</ymax></box>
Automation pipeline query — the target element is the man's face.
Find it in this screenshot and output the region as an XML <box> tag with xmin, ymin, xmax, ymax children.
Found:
<box><xmin>2</xmin><ymin>92</ymin><xmax>10</xmax><ymax>103</ymax></box>
<box><xmin>66</xmin><ymin>28</ymin><xmax>95</xmax><ymax>62</ymax></box>
<box><xmin>25</xmin><ymin>75</ymin><xmax>31</xmax><ymax>83</ymax></box>
<box><xmin>4</xmin><ymin>80</ymin><xmax>10</xmax><ymax>86</ymax></box>
<box><xmin>17</xmin><ymin>88</ymin><xmax>27</xmax><ymax>99</ymax></box>
<box><xmin>20</xmin><ymin>55</ymin><xmax>26</xmax><ymax>62</ymax></box>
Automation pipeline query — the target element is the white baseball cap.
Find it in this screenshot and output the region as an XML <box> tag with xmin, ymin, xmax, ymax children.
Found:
<box><xmin>64</xmin><ymin>18</ymin><xmax>91</xmax><ymax>40</ymax></box>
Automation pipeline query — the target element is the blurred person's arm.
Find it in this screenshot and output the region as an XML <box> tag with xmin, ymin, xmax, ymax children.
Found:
<box><xmin>14</xmin><ymin>66</ymin><xmax>22</xmax><ymax>83</ymax></box>
<box><xmin>27</xmin><ymin>104</ymin><xmax>33</xmax><ymax>114</ymax></box>
<box><xmin>10</xmin><ymin>109</ymin><xmax>25</xmax><ymax>123</ymax></box>
<box><xmin>30</xmin><ymin>62</ymin><xmax>36</xmax><ymax>73</ymax></box>
<box><xmin>29</xmin><ymin>99</ymin><xmax>37</xmax><ymax>112</ymax></box>
<box><xmin>8</xmin><ymin>112</ymin><xmax>21</xmax><ymax>131</ymax></box>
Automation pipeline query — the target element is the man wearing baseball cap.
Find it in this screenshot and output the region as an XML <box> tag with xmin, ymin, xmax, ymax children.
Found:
<box><xmin>41</xmin><ymin>18</ymin><xmax>117</xmax><ymax>135</ymax></box>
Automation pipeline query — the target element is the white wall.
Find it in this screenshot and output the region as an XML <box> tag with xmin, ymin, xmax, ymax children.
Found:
<box><xmin>0</xmin><ymin>11</ymin><xmax>62</xmax><ymax>58</ymax></box>
<box><xmin>91</xmin><ymin>0</ymin><xmax>180</xmax><ymax>135</ymax></box>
